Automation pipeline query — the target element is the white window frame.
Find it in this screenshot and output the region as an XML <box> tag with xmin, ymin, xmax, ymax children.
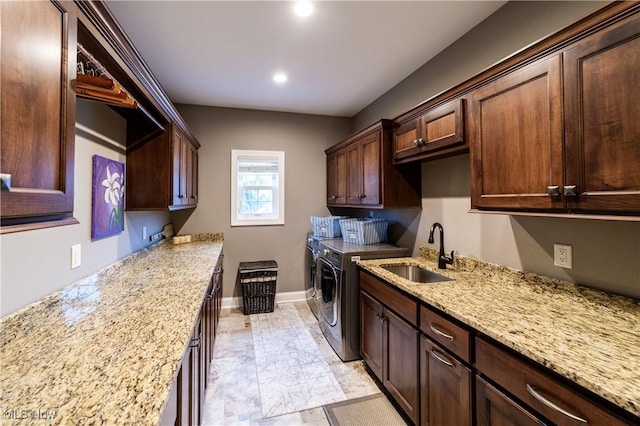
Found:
<box><xmin>231</xmin><ymin>149</ymin><xmax>285</xmax><ymax>226</ymax></box>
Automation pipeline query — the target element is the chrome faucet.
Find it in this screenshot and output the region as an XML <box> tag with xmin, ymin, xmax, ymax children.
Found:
<box><xmin>428</xmin><ymin>222</ymin><xmax>454</xmax><ymax>269</ymax></box>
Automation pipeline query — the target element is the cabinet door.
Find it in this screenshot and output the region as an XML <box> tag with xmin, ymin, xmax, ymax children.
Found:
<box><xmin>203</xmin><ymin>281</ymin><xmax>214</xmax><ymax>387</ymax></box>
<box><xmin>190</xmin><ymin>147</ymin><xmax>199</xmax><ymax>205</ymax></box>
<box><xmin>185</xmin><ymin>143</ymin><xmax>193</xmax><ymax>206</ymax></box>
<box><xmin>384</xmin><ymin>308</ymin><xmax>419</xmax><ymax>424</ymax></box>
<box><xmin>172</xmin><ymin>129</ymin><xmax>185</xmax><ymax>206</ymax></box>
<box><xmin>1</xmin><ymin>0</ymin><xmax>77</xmax><ymax>229</ymax></box>
<box><xmin>469</xmin><ymin>55</ymin><xmax>564</xmax><ymax>210</ymax></box>
<box><xmin>419</xmin><ymin>98</ymin><xmax>465</xmax><ymax>154</ymax></box>
<box><xmin>180</xmin><ymin>136</ymin><xmax>189</xmax><ymax>206</ymax></box>
<box><xmin>346</xmin><ymin>143</ymin><xmax>362</xmax><ymax>204</ymax></box>
<box><xmin>476</xmin><ymin>376</ymin><xmax>545</xmax><ymax>426</ymax></box>
<box><xmin>360</xmin><ymin>132</ymin><xmax>381</xmax><ymax>205</ymax></box>
<box><xmin>420</xmin><ymin>336</ymin><xmax>471</xmax><ymax>426</ymax></box>
<box><xmin>360</xmin><ymin>291</ymin><xmax>384</xmax><ymax>380</ymax></box>
<box><xmin>563</xmin><ymin>14</ymin><xmax>640</xmax><ymax>213</ymax></box>
<box><xmin>327</xmin><ymin>149</ymin><xmax>346</xmax><ymax>205</ymax></box>
<box><xmin>190</xmin><ymin>314</ymin><xmax>203</xmax><ymax>426</ymax></box>
<box><xmin>394</xmin><ymin>119</ymin><xmax>422</xmax><ymax>161</ymax></box>
<box><xmin>178</xmin><ymin>346</ymin><xmax>191</xmax><ymax>426</ymax></box>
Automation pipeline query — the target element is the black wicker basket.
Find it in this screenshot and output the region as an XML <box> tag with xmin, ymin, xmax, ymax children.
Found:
<box><xmin>239</xmin><ymin>261</ymin><xmax>277</xmax><ymax>315</ymax></box>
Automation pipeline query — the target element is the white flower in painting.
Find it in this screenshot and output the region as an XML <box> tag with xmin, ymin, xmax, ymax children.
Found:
<box><xmin>102</xmin><ymin>166</ymin><xmax>122</xmax><ymax>206</ymax></box>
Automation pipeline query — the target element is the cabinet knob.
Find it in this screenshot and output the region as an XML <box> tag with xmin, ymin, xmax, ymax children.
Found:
<box><xmin>563</xmin><ymin>185</ymin><xmax>578</xmax><ymax>197</ymax></box>
<box><xmin>329</xmin><ymin>195</ymin><xmax>337</xmax><ymax>200</ymax></box>
<box><xmin>360</xmin><ymin>194</ymin><xmax>366</xmax><ymax>199</ymax></box>
<box><xmin>417</xmin><ymin>138</ymin><xmax>425</xmax><ymax>147</ymax></box>
<box><xmin>546</xmin><ymin>186</ymin><xmax>560</xmax><ymax>197</ymax></box>
<box><xmin>413</xmin><ymin>139</ymin><xmax>420</xmax><ymax>147</ymax></box>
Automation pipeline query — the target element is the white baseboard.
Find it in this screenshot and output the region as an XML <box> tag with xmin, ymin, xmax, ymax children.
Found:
<box><xmin>221</xmin><ymin>291</ymin><xmax>306</xmax><ymax>310</ymax></box>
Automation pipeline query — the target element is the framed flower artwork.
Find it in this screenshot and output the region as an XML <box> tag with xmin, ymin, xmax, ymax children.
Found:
<box><xmin>91</xmin><ymin>155</ymin><xmax>125</xmax><ymax>240</ymax></box>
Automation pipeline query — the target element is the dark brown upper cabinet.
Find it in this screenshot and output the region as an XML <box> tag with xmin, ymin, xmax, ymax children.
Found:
<box><xmin>325</xmin><ymin>120</ymin><xmax>421</xmax><ymax>209</ymax></box>
<box><xmin>1</xmin><ymin>0</ymin><xmax>202</xmax><ymax>231</ymax></box>
<box><xmin>326</xmin><ymin>148</ymin><xmax>347</xmax><ymax>205</ymax></box>
<box><xmin>469</xmin><ymin>3</ymin><xmax>640</xmax><ymax>217</ymax></box>
<box><xmin>1</xmin><ymin>1</ymin><xmax>78</xmax><ymax>232</ymax></box>
<box><xmin>563</xmin><ymin>12</ymin><xmax>640</xmax><ymax>214</ymax></box>
<box><xmin>394</xmin><ymin>98</ymin><xmax>466</xmax><ymax>165</ymax></box>
<box><xmin>126</xmin><ymin>124</ymin><xmax>199</xmax><ymax>211</ymax></box>
<box><xmin>469</xmin><ymin>54</ymin><xmax>564</xmax><ymax>211</ymax></box>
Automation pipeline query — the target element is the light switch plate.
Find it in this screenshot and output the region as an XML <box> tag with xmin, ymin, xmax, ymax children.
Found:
<box><xmin>71</xmin><ymin>244</ymin><xmax>81</xmax><ymax>269</ymax></box>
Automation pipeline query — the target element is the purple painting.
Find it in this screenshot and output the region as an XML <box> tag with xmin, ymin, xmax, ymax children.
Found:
<box><xmin>91</xmin><ymin>155</ymin><xmax>125</xmax><ymax>240</ymax></box>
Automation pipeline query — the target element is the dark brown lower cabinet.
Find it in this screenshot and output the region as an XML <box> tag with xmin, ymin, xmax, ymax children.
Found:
<box><xmin>476</xmin><ymin>376</ymin><xmax>545</xmax><ymax>426</ymax></box>
<box><xmin>476</xmin><ymin>337</ymin><xmax>634</xmax><ymax>426</ymax></box>
<box><xmin>178</xmin><ymin>311</ymin><xmax>203</xmax><ymax>426</ymax></box>
<box><xmin>160</xmin><ymin>257</ymin><xmax>223</xmax><ymax>426</ymax></box>
<box><xmin>420</xmin><ymin>336</ymin><xmax>472</xmax><ymax>426</ymax></box>
<box><xmin>360</xmin><ymin>286</ymin><xmax>419</xmax><ymax>424</ymax></box>
<box><xmin>384</xmin><ymin>309</ymin><xmax>419</xmax><ymax>424</ymax></box>
<box><xmin>360</xmin><ymin>291</ymin><xmax>384</xmax><ymax>380</ymax></box>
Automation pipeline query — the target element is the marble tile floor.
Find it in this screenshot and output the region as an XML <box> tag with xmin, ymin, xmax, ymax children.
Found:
<box><xmin>201</xmin><ymin>302</ymin><xmax>381</xmax><ymax>425</ymax></box>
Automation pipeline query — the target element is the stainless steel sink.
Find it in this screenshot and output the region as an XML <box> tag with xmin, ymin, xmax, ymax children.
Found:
<box><xmin>381</xmin><ymin>264</ymin><xmax>453</xmax><ymax>283</ymax></box>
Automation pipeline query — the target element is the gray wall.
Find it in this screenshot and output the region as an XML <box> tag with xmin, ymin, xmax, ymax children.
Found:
<box><xmin>354</xmin><ymin>1</ymin><xmax>640</xmax><ymax>298</ymax></box>
<box><xmin>0</xmin><ymin>101</ymin><xmax>170</xmax><ymax>316</ymax></box>
<box><xmin>172</xmin><ymin>105</ymin><xmax>352</xmax><ymax>300</ymax></box>
<box><xmin>354</xmin><ymin>1</ymin><xmax>607</xmax><ymax>129</ymax></box>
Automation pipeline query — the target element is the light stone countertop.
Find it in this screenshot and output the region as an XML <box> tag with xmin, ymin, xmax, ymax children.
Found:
<box><xmin>0</xmin><ymin>234</ymin><xmax>223</xmax><ymax>425</ymax></box>
<box><xmin>357</xmin><ymin>248</ymin><xmax>640</xmax><ymax>420</ymax></box>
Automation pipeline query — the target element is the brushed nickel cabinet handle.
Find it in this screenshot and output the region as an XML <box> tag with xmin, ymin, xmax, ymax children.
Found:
<box><xmin>429</xmin><ymin>324</ymin><xmax>454</xmax><ymax>340</ymax></box>
<box><xmin>430</xmin><ymin>349</ymin><xmax>454</xmax><ymax>368</ymax></box>
<box><xmin>526</xmin><ymin>384</ymin><xmax>587</xmax><ymax>423</ymax></box>
<box><xmin>563</xmin><ymin>185</ymin><xmax>578</xmax><ymax>197</ymax></box>
<box><xmin>547</xmin><ymin>185</ymin><xmax>560</xmax><ymax>197</ymax></box>
<box><xmin>1</xmin><ymin>173</ymin><xmax>11</xmax><ymax>191</ymax></box>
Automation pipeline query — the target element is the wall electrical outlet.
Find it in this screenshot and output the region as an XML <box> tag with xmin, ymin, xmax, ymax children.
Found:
<box><xmin>554</xmin><ymin>244</ymin><xmax>572</xmax><ymax>269</ymax></box>
<box><xmin>71</xmin><ymin>244</ymin><xmax>81</xmax><ymax>269</ymax></box>
<box><xmin>142</xmin><ymin>226</ymin><xmax>147</xmax><ymax>241</ymax></box>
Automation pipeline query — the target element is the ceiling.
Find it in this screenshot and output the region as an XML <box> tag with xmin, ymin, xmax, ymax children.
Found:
<box><xmin>105</xmin><ymin>1</ymin><xmax>507</xmax><ymax>117</ymax></box>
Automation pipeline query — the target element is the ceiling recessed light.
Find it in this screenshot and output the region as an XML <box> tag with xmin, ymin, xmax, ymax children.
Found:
<box><xmin>273</xmin><ymin>73</ymin><xmax>288</xmax><ymax>83</ymax></box>
<box><xmin>293</xmin><ymin>2</ymin><xmax>313</xmax><ymax>18</ymax></box>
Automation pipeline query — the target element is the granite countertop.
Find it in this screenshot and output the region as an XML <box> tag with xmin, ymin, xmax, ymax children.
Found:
<box><xmin>358</xmin><ymin>249</ymin><xmax>640</xmax><ymax>419</ymax></box>
<box><xmin>0</xmin><ymin>234</ymin><xmax>223</xmax><ymax>424</ymax></box>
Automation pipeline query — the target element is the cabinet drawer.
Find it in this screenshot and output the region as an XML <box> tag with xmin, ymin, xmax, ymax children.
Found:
<box><xmin>360</xmin><ymin>272</ymin><xmax>417</xmax><ymax>326</ymax></box>
<box><xmin>420</xmin><ymin>305</ymin><xmax>471</xmax><ymax>362</ymax></box>
<box><xmin>476</xmin><ymin>337</ymin><xmax>630</xmax><ymax>426</ymax></box>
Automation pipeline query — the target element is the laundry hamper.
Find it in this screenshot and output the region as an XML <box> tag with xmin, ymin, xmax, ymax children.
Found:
<box><xmin>239</xmin><ymin>260</ymin><xmax>278</xmax><ymax>314</ymax></box>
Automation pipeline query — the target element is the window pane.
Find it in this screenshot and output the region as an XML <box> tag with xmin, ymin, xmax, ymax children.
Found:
<box><xmin>231</xmin><ymin>150</ymin><xmax>284</xmax><ymax>226</ymax></box>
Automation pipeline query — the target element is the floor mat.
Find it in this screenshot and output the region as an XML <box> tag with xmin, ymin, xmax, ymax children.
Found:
<box><xmin>323</xmin><ymin>393</ymin><xmax>408</xmax><ymax>426</ymax></box>
<box><xmin>251</xmin><ymin>303</ymin><xmax>346</xmax><ymax>418</ymax></box>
